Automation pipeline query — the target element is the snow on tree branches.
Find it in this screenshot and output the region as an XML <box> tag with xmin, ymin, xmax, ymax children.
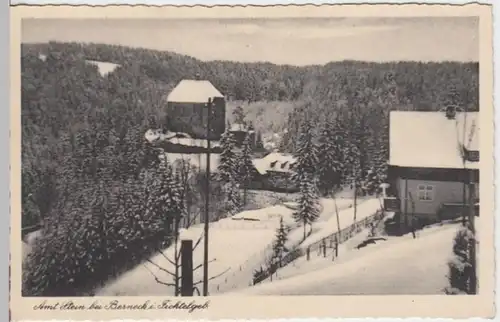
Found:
<box><xmin>445</xmin><ymin>226</ymin><xmax>476</xmax><ymax>295</ymax></box>
<box><xmin>294</xmin><ymin>173</ymin><xmax>320</xmax><ymax>241</ymax></box>
<box><xmin>272</xmin><ymin>217</ymin><xmax>289</xmax><ymax>268</ymax></box>
<box><xmin>216</xmin><ymin>128</ymin><xmax>239</xmax><ymax>183</ymax></box>
<box><xmin>238</xmin><ymin>131</ymin><xmax>254</xmax><ymax>205</ymax></box>
<box><xmin>216</xmin><ymin>127</ymin><xmax>242</xmax><ymax>217</ymax></box>
<box><xmin>317</xmin><ymin>119</ymin><xmax>344</xmax><ymax>196</ymax></box>
<box><xmin>291</xmin><ymin>117</ymin><xmax>319</xmax><ymax>186</ymax></box>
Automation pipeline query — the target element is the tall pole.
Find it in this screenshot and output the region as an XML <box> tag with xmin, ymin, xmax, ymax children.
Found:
<box><xmin>180</xmin><ymin>240</ymin><xmax>194</xmax><ymax>296</ymax></box>
<box><xmin>203</xmin><ymin>98</ymin><xmax>212</xmax><ymax>296</ymax></box>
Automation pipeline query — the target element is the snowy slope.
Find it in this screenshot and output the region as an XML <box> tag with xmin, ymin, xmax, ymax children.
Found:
<box><xmin>300</xmin><ymin>198</ymin><xmax>382</xmax><ymax>249</ymax></box>
<box><xmin>229</xmin><ymin>222</ymin><xmax>462</xmax><ymax>295</ymax></box>
<box><xmin>97</xmin><ymin>196</ymin><xmax>380</xmax><ymax>296</ymax></box>
<box><xmin>97</xmin><ymin>206</ymin><xmax>289</xmax><ymax>296</ymax></box>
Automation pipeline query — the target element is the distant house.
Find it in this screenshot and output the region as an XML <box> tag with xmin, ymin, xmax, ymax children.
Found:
<box><xmin>249</xmin><ymin>152</ymin><xmax>298</xmax><ymax>192</ymax></box>
<box><xmin>166</xmin><ymin>76</ymin><xmax>226</xmax><ymax>141</ymax></box>
<box><xmin>229</xmin><ymin>123</ymin><xmax>256</xmax><ymax>148</ymax></box>
<box><xmin>387</xmin><ymin>109</ymin><xmax>479</xmax><ymax>226</ymax></box>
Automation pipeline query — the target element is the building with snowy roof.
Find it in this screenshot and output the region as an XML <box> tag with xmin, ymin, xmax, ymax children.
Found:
<box><xmin>387</xmin><ymin>108</ymin><xmax>479</xmax><ymax>226</ymax></box>
<box><xmin>166</xmin><ymin>77</ymin><xmax>226</xmax><ymax>140</ymax></box>
<box><xmin>248</xmin><ymin>152</ymin><xmax>299</xmax><ymax>192</ymax></box>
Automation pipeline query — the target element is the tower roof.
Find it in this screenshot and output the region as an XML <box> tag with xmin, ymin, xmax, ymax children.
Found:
<box><xmin>167</xmin><ymin>79</ymin><xmax>224</xmax><ymax>103</ymax></box>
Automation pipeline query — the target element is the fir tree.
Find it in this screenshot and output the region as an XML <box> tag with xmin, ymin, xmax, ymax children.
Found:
<box><xmin>291</xmin><ymin>117</ymin><xmax>319</xmax><ymax>186</ymax></box>
<box><xmin>221</xmin><ymin>177</ymin><xmax>242</xmax><ymax>217</ymax></box>
<box><xmin>294</xmin><ymin>173</ymin><xmax>320</xmax><ymax>241</ymax></box>
<box><xmin>238</xmin><ymin>131</ymin><xmax>254</xmax><ymax>205</ymax></box>
<box><xmin>317</xmin><ymin>119</ymin><xmax>344</xmax><ymax>196</ymax></box>
<box><xmin>272</xmin><ymin>217</ymin><xmax>289</xmax><ymax>268</ymax></box>
<box><xmin>343</xmin><ymin>140</ymin><xmax>362</xmax><ymax>189</ymax></box>
<box><xmin>216</xmin><ymin>129</ymin><xmax>239</xmax><ymax>183</ymax></box>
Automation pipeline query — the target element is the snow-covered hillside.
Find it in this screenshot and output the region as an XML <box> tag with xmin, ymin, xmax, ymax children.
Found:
<box><xmin>97</xmin><ymin>196</ymin><xmax>379</xmax><ymax>296</ymax></box>
<box><xmin>230</xmin><ymin>222</ymin><xmax>464</xmax><ymax>295</ymax></box>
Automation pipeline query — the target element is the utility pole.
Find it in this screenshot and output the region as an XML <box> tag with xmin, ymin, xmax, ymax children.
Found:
<box><xmin>203</xmin><ymin>98</ymin><xmax>212</xmax><ymax>296</ymax></box>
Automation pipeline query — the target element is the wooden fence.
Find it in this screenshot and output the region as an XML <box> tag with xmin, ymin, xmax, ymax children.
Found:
<box><xmin>252</xmin><ymin>209</ymin><xmax>385</xmax><ymax>285</ymax></box>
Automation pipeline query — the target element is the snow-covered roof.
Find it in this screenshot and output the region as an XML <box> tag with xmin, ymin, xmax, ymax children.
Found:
<box><xmin>167</xmin><ymin>79</ymin><xmax>224</xmax><ymax>103</ymax></box>
<box><xmin>144</xmin><ymin>129</ymin><xmax>222</xmax><ymax>148</ymax></box>
<box><xmin>252</xmin><ymin>152</ymin><xmax>297</xmax><ymax>175</ymax></box>
<box><xmin>167</xmin><ymin>137</ymin><xmax>221</xmax><ymax>148</ymax></box>
<box><xmin>389</xmin><ymin>111</ymin><xmax>479</xmax><ymax>169</ymax></box>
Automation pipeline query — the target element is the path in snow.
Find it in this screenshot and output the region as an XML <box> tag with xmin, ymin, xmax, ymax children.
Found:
<box><xmin>230</xmin><ymin>223</ymin><xmax>462</xmax><ymax>295</ymax></box>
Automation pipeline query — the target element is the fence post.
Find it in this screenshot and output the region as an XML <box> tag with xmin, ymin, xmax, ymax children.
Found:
<box><xmin>306</xmin><ymin>247</ymin><xmax>310</xmax><ymax>261</ymax></box>
<box><xmin>335</xmin><ymin>237</ymin><xmax>338</xmax><ymax>257</ymax></box>
<box><xmin>180</xmin><ymin>239</ymin><xmax>194</xmax><ymax>297</ymax></box>
<box><xmin>322</xmin><ymin>240</ymin><xmax>327</xmax><ymax>258</ymax></box>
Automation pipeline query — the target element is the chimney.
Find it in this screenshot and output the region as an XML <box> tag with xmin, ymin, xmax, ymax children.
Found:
<box><xmin>445</xmin><ymin>105</ymin><xmax>456</xmax><ymax>119</ymax></box>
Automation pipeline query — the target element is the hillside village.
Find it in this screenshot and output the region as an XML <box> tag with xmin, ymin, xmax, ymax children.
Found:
<box><xmin>21</xmin><ymin>41</ymin><xmax>480</xmax><ymax>297</ymax></box>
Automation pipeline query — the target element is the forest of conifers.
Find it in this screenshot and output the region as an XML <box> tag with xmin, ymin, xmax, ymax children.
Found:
<box><xmin>21</xmin><ymin>41</ymin><xmax>479</xmax><ymax>296</ymax></box>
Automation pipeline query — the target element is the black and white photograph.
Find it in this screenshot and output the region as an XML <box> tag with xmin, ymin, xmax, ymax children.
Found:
<box><xmin>14</xmin><ymin>4</ymin><xmax>493</xmax><ymax>316</ymax></box>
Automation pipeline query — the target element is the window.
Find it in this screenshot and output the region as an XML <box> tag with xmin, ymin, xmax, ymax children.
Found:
<box><xmin>467</xmin><ymin>150</ymin><xmax>479</xmax><ymax>162</ymax></box>
<box><xmin>417</xmin><ymin>184</ymin><xmax>434</xmax><ymax>201</ymax></box>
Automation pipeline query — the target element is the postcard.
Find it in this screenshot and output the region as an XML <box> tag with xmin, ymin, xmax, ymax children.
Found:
<box><xmin>10</xmin><ymin>3</ymin><xmax>495</xmax><ymax>320</ymax></box>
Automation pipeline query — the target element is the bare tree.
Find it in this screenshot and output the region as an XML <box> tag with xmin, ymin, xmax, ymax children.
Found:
<box><xmin>143</xmin><ymin>158</ymin><xmax>230</xmax><ymax>296</ymax></box>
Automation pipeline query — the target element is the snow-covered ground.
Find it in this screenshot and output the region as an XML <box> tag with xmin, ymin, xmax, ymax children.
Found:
<box><xmin>229</xmin><ymin>221</ymin><xmax>465</xmax><ymax>295</ymax></box>
<box><xmin>97</xmin><ymin>219</ymin><xmax>276</xmax><ymax>296</ymax></box>
<box><xmin>300</xmin><ymin>198</ymin><xmax>383</xmax><ymax>250</ymax></box>
<box><xmin>97</xmin><ymin>195</ymin><xmax>375</xmax><ymax>296</ymax></box>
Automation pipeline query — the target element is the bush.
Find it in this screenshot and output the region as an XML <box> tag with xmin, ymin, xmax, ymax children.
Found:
<box><xmin>444</xmin><ymin>226</ymin><xmax>474</xmax><ymax>295</ymax></box>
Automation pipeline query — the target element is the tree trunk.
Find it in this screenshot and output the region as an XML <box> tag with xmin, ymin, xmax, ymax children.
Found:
<box><xmin>353</xmin><ymin>180</ymin><xmax>358</xmax><ymax>222</ymax></box>
<box><xmin>174</xmin><ymin>216</ymin><xmax>180</xmax><ymax>296</ymax></box>
<box><xmin>303</xmin><ymin>220</ymin><xmax>307</xmax><ymax>241</ymax></box>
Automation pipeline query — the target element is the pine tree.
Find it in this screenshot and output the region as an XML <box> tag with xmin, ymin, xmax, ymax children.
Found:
<box><xmin>272</xmin><ymin>217</ymin><xmax>289</xmax><ymax>268</ymax></box>
<box><xmin>238</xmin><ymin>131</ymin><xmax>254</xmax><ymax>205</ymax></box>
<box><xmin>291</xmin><ymin>117</ymin><xmax>319</xmax><ymax>186</ymax></box>
<box><xmin>343</xmin><ymin>140</ymin><xmax>362</xmax><ymax>189</ymax></box>
<box><xmin>317</xmin><ymin>119</ymin><xmax>344</xmax><ymax>196</ymax></box>
<box><xmin>294</xmin><ymin>173</ymin><xmax>320</xmax><ymax>241</ymax></box>
<box><xmin>221</xmin><ymin>177</ymin><xmax>242</xmax><ymax>217</ymax></box>
<box><xmin>216</xmin><ymin>129</ymin><xmax>239</xmax><ymax>183</ymax></box>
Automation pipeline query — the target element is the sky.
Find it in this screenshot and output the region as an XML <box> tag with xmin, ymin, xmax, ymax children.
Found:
<box><xmin>21</xmin><ymin>17</ymin><xmax>479</xmax><ymax>66</ymax></box>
